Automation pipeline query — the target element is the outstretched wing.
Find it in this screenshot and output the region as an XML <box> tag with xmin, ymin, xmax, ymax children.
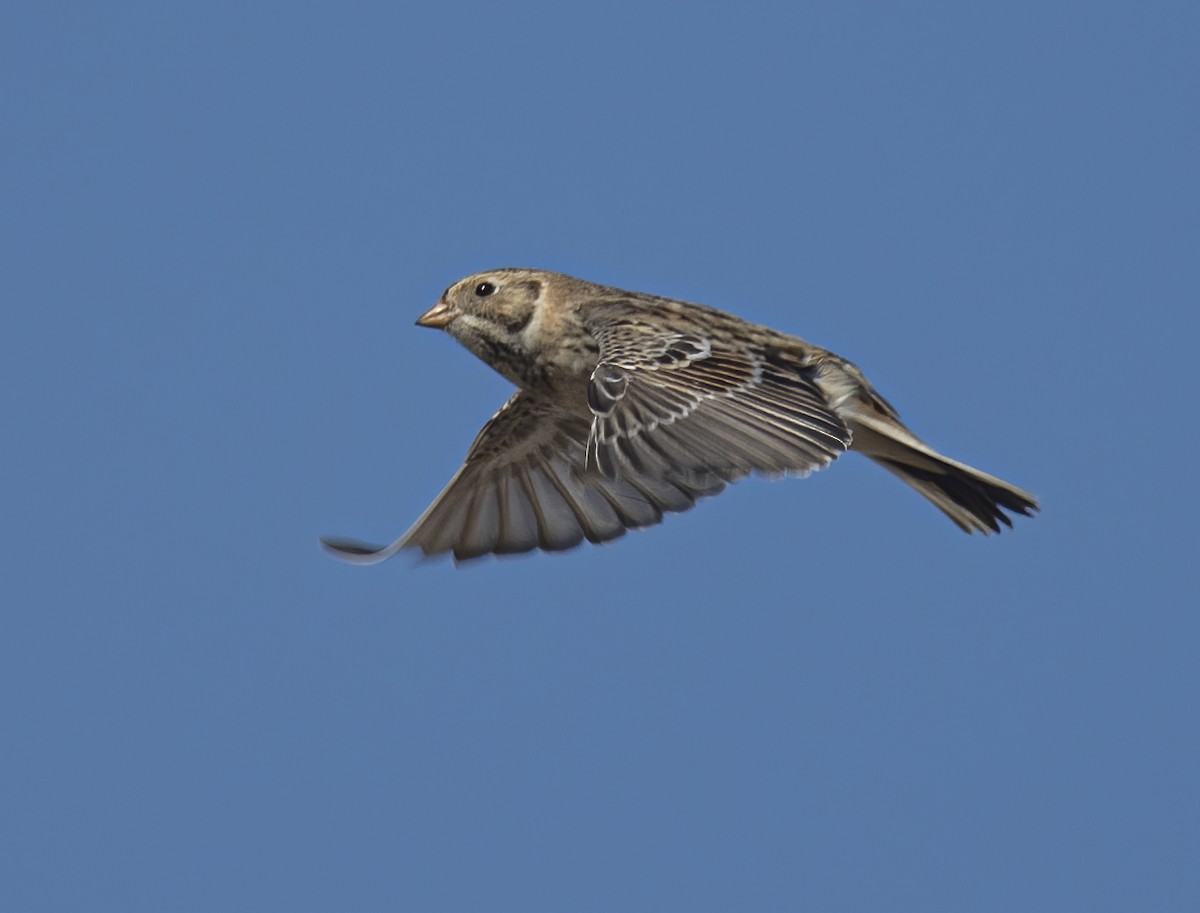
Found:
<box><xmin>321</xmin><ymin>392</ymin><xmax>725</xmax><ymax>563</ymax></box>
<box><xmin>584</xmin><ymin>312</ymin><xmax>852</xmax><ymax>481</ymax></box>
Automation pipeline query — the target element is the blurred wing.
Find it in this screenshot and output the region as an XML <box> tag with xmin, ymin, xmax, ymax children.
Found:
<box><xmin>321</xmin><ymin>392</ymin><xmax>725</xmax><ymax>564</ymax></box>
<box><xmin>584</xmin><ymin>314</ymin><xmax>852</xmax><ymax>481</ymax></box>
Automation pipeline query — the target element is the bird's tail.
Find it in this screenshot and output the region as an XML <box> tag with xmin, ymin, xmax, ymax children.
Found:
<box><xmin>847</xmin><ymin>410</ymin><xmax>1038</xmax><ymax>534</ymax></box>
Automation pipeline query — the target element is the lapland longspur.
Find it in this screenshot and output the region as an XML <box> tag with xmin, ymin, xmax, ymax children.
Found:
<box><xmin>323</xmin><ymin>269</ymin><xmax>1038</xmax><ymax>563</ymax></box>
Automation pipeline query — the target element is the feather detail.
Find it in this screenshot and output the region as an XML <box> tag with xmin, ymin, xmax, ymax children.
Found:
<box><xmin>321</xmin><ymin>391</ymin><xmax>725</xmax><ymax>563</ymax></box>
<box><xmin>584</xmin><ymin>317</ymin><xmax>851</xmax><ymax>481</ymax></box>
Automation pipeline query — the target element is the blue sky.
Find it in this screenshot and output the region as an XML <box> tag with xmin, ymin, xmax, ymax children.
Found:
<box><xmin>3</xmin><ymin>2</ymin><xmax>1197</xmax><ymax>911</ymax></box>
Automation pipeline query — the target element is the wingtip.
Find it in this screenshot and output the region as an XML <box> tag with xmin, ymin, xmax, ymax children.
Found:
<box><xmin>320</xmin><ymin>535</ymin><xmax>404</xmax><ymax>565</ymax></box>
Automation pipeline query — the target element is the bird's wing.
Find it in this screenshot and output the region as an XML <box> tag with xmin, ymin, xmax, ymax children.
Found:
<box><xmin>321</xmin><ymin>391</ymin><xmax>726</xmax><ymax>563</ymax></box>
<box><xmin>584</xmin><ymin>311</ymin><xmax>852</xmax><ymax>481</ymax></box>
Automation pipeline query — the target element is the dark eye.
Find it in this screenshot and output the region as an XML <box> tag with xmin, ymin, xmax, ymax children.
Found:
<box><xmin>475</xmin><ymin>281</ymin><xmax>497</xmax><ymax>297</ymax></box>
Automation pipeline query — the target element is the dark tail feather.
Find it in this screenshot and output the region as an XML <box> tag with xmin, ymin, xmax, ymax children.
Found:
<box><xmin>847</xmin><ymin>411</ymin><xmax>1038</xmax><ymax>534</ymax></box>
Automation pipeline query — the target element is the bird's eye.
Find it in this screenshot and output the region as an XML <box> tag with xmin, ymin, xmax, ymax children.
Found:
<box><xmin>475</xmin><ymin>281</ymin><xmax>497</xmax><ymax>297</ymax></box>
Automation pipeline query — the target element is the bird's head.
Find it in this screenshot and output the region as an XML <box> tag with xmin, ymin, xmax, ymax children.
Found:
<box><xmin>416</xmin><ymin>268</ymin><xmax>566</xmax><ymax>386</ymax></box>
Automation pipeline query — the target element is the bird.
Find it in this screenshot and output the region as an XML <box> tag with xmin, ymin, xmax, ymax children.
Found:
<box><xmin>322</xmin><ymin>268</ymin><xmax>1038</xmax><ymax>564</ymax></box>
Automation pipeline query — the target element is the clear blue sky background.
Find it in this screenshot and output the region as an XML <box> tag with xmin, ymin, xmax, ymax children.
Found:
<box><xmin>3</xmin><ymin>2</ymin><xmax>1197</xmax><ymax>911</ymax></box>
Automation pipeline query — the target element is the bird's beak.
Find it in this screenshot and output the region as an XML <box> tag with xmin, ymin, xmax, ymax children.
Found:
<box><xmin>416</xmin><ymin>299</ymin><xmax>458</xmax><ymax>329</ymax></box>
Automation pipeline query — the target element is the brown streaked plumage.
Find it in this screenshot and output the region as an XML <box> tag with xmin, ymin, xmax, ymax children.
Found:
<box><xmin>323</xmin><ymin>268</ymin><xmax>1038</xmax><ymax>564</ymax></box>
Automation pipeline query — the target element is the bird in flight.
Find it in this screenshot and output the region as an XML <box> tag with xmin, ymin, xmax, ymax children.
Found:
<box><xmin>323</xmin><ymin>269</ymin><xmax>1037</xmax><ymax>564</ymax></box>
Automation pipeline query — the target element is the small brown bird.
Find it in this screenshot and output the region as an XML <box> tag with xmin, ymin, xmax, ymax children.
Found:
<box><xmin>323</xmin><ymin>269</ymin><xmax>1037</xmax><ymax>564</ymax></box>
